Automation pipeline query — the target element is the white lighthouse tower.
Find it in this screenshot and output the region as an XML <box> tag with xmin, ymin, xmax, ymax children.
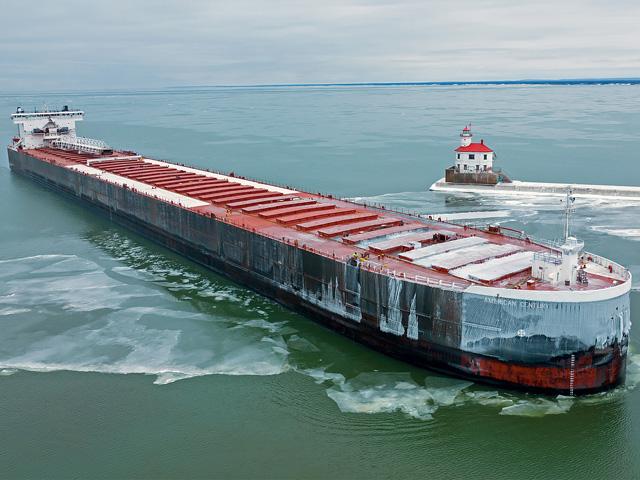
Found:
<box><xmin>460</xmin><ymin>125</ymin><xmax>473</xmax><ymax>147</ymax></box>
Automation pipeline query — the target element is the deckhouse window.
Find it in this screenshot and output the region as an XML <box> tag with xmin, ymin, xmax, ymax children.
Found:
<box><xmin>484</xmin><ymin>154</ymin><xmax>488</xmax><ymax>160</ymax></box>
<box><xmin>469</xmin><ymin>154</ymin><xmax>475</xmax><ymax>160</ymax></box>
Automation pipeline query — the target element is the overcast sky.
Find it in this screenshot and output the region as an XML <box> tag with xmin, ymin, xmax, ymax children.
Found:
<box><xmin>2</xmin><ymin>0</ymin><xmax>639</xmax><ymax>91</ymax></box>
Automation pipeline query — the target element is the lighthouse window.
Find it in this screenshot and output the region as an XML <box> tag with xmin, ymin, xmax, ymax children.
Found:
<box><xmin>469</xmin><ymin>154</ymin><xmax>475</xmax><ymax>160</ymax></box>
<box><xmin>483</xmin><ymin>154</ymin><xmax>488</xmax><ymax>160</ymax></box>
<box><xmin>457</xmin><ymin>154</ymin><xmax>460</xmax><ymax>159</ymax></box>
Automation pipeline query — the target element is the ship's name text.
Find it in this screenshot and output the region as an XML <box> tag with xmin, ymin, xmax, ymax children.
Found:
<box><xmin>484</xmin><ymin>297</ymin><xmax>549</xmax><ymax>310</ymax></box>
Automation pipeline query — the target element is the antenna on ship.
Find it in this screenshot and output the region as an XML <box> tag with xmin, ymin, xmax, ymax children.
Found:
<box><xmin>563</xmin><ymin>187</ymin><xmax>576</xmax><ymax>242</ymax></box>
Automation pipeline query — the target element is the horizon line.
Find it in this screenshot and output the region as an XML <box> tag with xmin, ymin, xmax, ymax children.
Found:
<box><xmin>175</xmin><ymin>77</ymin><xmax>640</xmax><ymax>89</ymax></box>
<box><xmin>4</xmin><ymin>76</ymin><xmax>640</xmax><ymax>96</ymax></box>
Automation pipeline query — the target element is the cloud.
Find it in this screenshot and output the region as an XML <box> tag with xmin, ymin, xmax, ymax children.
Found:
<box><xmin>0</xmin><ymin>0</ymin><xmax>638</xmax><ymax>91</ymax></box>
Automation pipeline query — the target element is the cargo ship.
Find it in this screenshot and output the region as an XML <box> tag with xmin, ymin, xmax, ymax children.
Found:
<box><xmin>430</xmin><ymin>126</ymin><xmax>640</xmax><ymax>200</ymax></box>
<box><xmin>7</xmin><ymin>108</ymin><xmax>632</xmax><ymax>395</ymax></box>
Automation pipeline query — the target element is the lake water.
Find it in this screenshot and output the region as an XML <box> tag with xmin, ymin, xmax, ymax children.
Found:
<box><xmin>1</xmin><ymin>84</ymin><xmax>639</xmax><ymax>479</ymax></box>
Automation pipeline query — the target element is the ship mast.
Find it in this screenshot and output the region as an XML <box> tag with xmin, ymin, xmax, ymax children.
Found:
<box><xmin>563</xmin><ymin>187</ymin><xmax>575</xmax><ymax>242</ymax></box>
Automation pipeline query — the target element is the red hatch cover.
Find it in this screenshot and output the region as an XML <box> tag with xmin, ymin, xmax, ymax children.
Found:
<box><xmin>242</xmin><ymin>198</ymin><xmax>316</xmax><ymax>213</ymax></box>
<box><xmin>296</xmin><ymin>212</ymin><xmax>377</xmax><ymax>231</ymax></box>
<box><xmin>276</xmin><ymin>208</ymin><xmax>357</xmax><ymax>226</ymax></box>
<box><xmin>318</xmin><ymin>218</ymin><xmax>403</xmax><ymax>238</ymax></box>
<box><xmin>258</xmin><ymin>203</ymin><xmax>334</xmax><ymax>219</ymax></box>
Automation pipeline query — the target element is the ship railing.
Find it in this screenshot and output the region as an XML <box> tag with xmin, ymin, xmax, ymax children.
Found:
<box><xmin>584</xmin><ymin>251</ymin><xmax>629</xmax><ymax>280</ymax></box>
<box><xmin>368</xmin><ymin>269</ymin><xmax>465</xmax><ymax>290</ymax></box>
<box><xmin>531</xmin><ymin>237</ymin><xmax>563</xmax><ymax>249</ymax></box>
<box><xmin>413</xmin><ymin>275</ymin><xmax>465</xmax><ymax>290</ymax></box>
<box><xmin>362</xmin><ymin>264</ymin><xmax>465</xmax><ymax>290</ymax></box>
<box><xmin>461</xmin><ymin>222</ymin><xmax>565</xmax><ymax>250</ymax></box>
<box><xmin>51</xmin><ymin>135</ymin><xmax>110</xmax><ymax>155</ymax></box>
<box><xmin>533</xmin><ymin>251</ymin><xmax>562</xmax><ymax>265</ymax></box>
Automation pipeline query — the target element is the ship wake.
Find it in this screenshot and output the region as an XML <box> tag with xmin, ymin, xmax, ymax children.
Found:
<box><xmin>0</xmin><ymin>238</ymin><xmax>292</xmax><ymax>384</ymax></box>
<box><xmin>303</xmin><ymin>352</ymin><xmax>640</xmax><ymax>420</ymax></box>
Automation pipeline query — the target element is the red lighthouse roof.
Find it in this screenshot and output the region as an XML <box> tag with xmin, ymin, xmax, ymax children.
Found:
<box><xmin>455</xmin><ymin>141</ymin><xmax>493</xmax><ymax>153</ymax></box>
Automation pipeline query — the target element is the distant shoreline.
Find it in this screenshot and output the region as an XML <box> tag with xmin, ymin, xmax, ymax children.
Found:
<box><xmin>5</xmin><ymin>78</ymin><xmax>639</xmax><ymax>96</ymax></box>
<box><xmin>5</xmin><ymin>77</ymin><xmax>640</xmax><ymax>97</ymax></box>
<box><xmin>179</xmin><ymin>78</ymin><xmax>640</xmax><ymax>89</ymax></box>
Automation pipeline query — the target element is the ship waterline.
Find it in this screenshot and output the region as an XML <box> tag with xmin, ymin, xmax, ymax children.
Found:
<box><xmin>7</xmin><ymin>108</ymin><xmax>632</xmax><ymax>394</ymax></box>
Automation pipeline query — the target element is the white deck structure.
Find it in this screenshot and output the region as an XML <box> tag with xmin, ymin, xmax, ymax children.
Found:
<box><xmin>10</xmin><ymin>107</ymin><xmax>112</xmax><ymax>154</ymax></box>
<box><xmin>451</xmin><ymin>251</ymin><xmax>535</xmax><ymax>282</ymax></box>
<box><xmin>399</xmin><ymin>236</ymin><xmax>488</xmax><ymax>261</ymax></box>
<box><xmin>416</xmin><ymin>243</ymin><xmax>523</xmax><ymax>270</ymax></box>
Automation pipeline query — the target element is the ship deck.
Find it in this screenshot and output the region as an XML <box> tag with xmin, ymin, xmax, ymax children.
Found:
<box><xmin>25</xmin><ymin>147</ymin><xmax>628</xmax><ymax>293</ymax></box>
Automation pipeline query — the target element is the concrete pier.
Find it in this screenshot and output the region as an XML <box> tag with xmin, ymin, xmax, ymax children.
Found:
<box><xmin>429</xmin><ymin>178</ymin><xmax>640</xmax><ymax>200</ymax></box>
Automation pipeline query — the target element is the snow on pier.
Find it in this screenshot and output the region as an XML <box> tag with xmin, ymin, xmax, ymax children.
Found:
<box><xmin>430</xmin><ymin>178</ymin><xmax>640</xmax><ymax>201</ymax></box>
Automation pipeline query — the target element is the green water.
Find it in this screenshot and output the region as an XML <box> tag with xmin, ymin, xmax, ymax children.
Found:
<box><xmin>0</xmin><ymin>85</ymin><xmax>639</xmax><ymax>479</ymax></box>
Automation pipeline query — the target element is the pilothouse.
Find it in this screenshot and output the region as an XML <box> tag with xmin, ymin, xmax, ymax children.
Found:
<box><xmin>11</xmin><ymin>107</ymin><xmax>112</xmax><ymax>155</ymax></box>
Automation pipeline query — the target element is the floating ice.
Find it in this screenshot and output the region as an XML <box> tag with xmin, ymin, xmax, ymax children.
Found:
<box><xmin>326</xmin><ymin>372</ymin><xmax>471</xmax><ymax>420</ymax></box>
<box><xmin>463</xmin><ymin>390</ymin><xmax>515</xmax><ymax>408</ymax></box>
<box><xmin>499</xmin><ymin>396</ymin><xmax>574</xmax><ymax>417</ymax></box>
<box><xmin>242</xmin><ymin>319</ymin><xmax>286</xmax><ymax>333</ymax></box>
<box><xmin>314</xmin><ymin>363</ymin><xmax>640</xmax><ymax>420</ymax></box>
<box><xmin>299</xmin><ymin>367</ymin><xmax>346</xmax><ymax>385</ymax></box>
<box><xmin>0</xmin><ymin>307</ymin><xmax>31</xmax><ymax>316</ymax></box>
<box><xmin>625</xmin><ymin>353</ymin><xmax>640</xmax><ymax>390</ymax></box>
<box><xmin>287</xmin><ymin>335</ymin><xmax>321</xmax><ymax>352</ymax></box>
<box><xmin>590</xmin><ymin>226</ymin><xmax>640</xmax><ymax>241</ymax></box>
<box><xmin>0</xmin><ymin>241</ymin><xmax>291</xmax><ymax>384</ymax></box>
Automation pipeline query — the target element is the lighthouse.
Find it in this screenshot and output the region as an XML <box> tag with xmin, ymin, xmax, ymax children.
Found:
<box><xmin>454</xmin><ymin>126</ymin><xmax>494</xmax><ymax>174</ymax></box>
<box><xmin>442</xmin><ymin>126</ymin><xmax>510</xmax><ymax>186</ymax></box>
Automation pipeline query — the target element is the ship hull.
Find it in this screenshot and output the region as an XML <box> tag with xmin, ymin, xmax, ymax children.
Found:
<box><xmin>8</xmin><ymin>148</ymin><xmax>630</xmax><ymax>395</ymax></box>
